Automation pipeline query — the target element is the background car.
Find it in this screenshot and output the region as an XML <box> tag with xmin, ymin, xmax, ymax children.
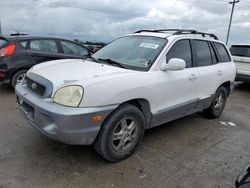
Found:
<box><xmin>0</xmin><ymin>34</ymin><xmax>93</xmax><ymax>87</ymax></box>
<box><xmin>230</xmin><ymin>44</ymin><xmax>250</xmax><ymax>83</ymax></box>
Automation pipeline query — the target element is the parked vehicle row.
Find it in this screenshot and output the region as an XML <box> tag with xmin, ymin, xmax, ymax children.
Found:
<box><xmin>230</xmin><ymin>44</ymin><xmax>250</xmax><ymax>83</ymax></box>
<box><xmin>0</xmin><ymin>35</ymin><xmax>93</xmax><ymax>87</ymax></box>
<box><xmin>15</xmin><ymin>29</ymin><xmax>236</xmax><ymax>162</ymax></box>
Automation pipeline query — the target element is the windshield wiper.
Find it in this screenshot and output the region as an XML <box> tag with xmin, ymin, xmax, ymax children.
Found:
<box><xmin>97</xmin><ymin>58</ymin><xmax>126</xmax><ymax>68</ymax></box>
<box><xmin>83</xmin><ymin>54</ymin><xmax>101</xmax><ymax>63</ymax></box>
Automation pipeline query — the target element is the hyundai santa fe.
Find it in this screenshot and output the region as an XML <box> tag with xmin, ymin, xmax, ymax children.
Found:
<box><xmin>16</xmin><ymin>29</ymin><xmax>236</xmax><ymax>162</ymax></box>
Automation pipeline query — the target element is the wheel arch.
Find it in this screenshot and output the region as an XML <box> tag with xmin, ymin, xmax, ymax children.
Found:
<box><xmin>102</xmin><ymin>98</ymin><xmax>153</xmax><ymax>130</ymax></box>
<box><xmin>123</xmin><ymin>98</ymin><xmax>152</xmax><ymax>128</ymax></box>
<box><xmin>10</xmin><ymin>67</ymin><xmax>29</xmax><ymax>81</ymax></box>
<box><xmin>218</xmin><ymin>81</ymin><xmax>231</xmax><ymax>97</ymax></box>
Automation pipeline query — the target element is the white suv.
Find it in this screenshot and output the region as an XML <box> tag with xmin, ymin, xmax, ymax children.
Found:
<box><xmin>230</xmin><ymin>44</ymin><xmax>250</xmax><ymax>82</ymax></box>
<box><xmin>16</xmin><ymin>29</ymin><xmax>236</xmax><ymax>162</ymax></box>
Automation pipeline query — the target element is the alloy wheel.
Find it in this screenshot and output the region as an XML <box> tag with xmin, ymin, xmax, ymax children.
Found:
<box><xmin>111</xmin><ymin>117</ymin><xmax>138</xmax><ymax>153</ymax></box>
<box><xmin>16</xmin><ymin>73</ymin><xmax>26</xmax><ymax>84</ymax></box>
<box><xmin>214</xmin><ymin>92</ymin><xmax>225</xmax><ymax>111</ymax></box>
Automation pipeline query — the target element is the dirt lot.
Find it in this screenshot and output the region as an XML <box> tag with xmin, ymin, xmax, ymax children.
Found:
<box><xmin>0</xmin><ymin>83</ymin><xmax>250</xmax><ymax>188</ymax></box>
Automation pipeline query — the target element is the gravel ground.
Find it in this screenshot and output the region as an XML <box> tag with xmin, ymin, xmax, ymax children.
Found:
<box><xmin>0</xmin><ymin>83</ymin><xmax>250</xmax><ymax>188</ymax></box>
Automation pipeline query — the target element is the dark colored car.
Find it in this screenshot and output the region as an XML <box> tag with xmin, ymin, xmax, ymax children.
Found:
<box><xmin>0</xmin><ymin>35</ymin><xmax>92</xmax><ymax>87</ymax></box>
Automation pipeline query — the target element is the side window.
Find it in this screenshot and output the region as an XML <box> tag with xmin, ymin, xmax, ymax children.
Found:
<box><xmin>30</xmin><ymin>40</ymin><xmax>58</xmax><ymax>53</ymax></box>
<box><xmin>61</xmin><ymin>41</ymin><xmax>89</xmax><ymax>56</ymax></box>
<box><xmin>166</xmin><ymin>40</ymin><xmax>192</xmax><ymax>68</ymax></box>
<box><xmin>20</xmin><ymin>41</ymin><xmax>28</xmax><ymax>48</ymax></box>
<box><xmin>194</xmin><ymin>40</ymin><xmax>213</xmax><ymax>67</ymax></box>
<box><xmin>209</xmin><ymin>42</ymin><xmax>218</xmax><ymax>64</ymax></box>
<box><xmin>213</xmin><ymin>42</ymin><xmax>231</xmax><ymax>62</ymax></box>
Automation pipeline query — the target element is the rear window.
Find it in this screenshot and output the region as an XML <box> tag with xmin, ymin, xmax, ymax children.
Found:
<box><xmin>30</xmin><ymin>39</ymin><xmax>58</xmax><ymax>53</ymax></box>
<box><xmin>230</xmin><ymin>45</ymin><xmax>250</xmax><ymax>57</ymax></box>
<box><xmin>213</xmin><ymin>42</ymin><xmax>231</xmax><ymax>62</ymax></box>
<box><xmin>19</xmin><ymin>41</ymin><xmax>28</xmax><ymax>48</ymax></box>
<box><xmin>0</xmin><ymin>39</ymin><xmax>9</xmax><ymax>48</ymax></box>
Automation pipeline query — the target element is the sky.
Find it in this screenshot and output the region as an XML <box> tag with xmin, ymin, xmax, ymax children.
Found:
<box><xmin>0</xmin><ymin>0</ymin><xmax>250</xmax><ymax>45</ymax></box>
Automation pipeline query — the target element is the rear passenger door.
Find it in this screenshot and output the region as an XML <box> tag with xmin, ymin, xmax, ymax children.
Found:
<box><xmin>26</xmin><ymin>39</ymin><xmax>63</xmax><ymax>65</ymax></box>
<box><xmin>193</xmin><ymin>40</ymin><xmax>221</xmax><ymax>106</ymax></box>
<box><xmin>59</xmin><ymin>40</ymin><xmax>90</xmax><ymax>58</ymax></box>
<box><xmin>213</xmin><ymin>42</ymin><xmax>234</xmax><ymax>80</ymax></box>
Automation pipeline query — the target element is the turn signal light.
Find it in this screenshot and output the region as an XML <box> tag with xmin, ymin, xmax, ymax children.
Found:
<box><xmin>92</xmin><ymin>116</ymin><xmax>103</xmax><ymax>122</ymax></box>
<box><xmin>0</xmin><ymin>44</ymin><xmax>16</xmax><ymax>57</ymax></box>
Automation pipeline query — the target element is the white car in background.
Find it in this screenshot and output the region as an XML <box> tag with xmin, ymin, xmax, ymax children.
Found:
<box><xmin>16</xmin><ymin>29</ymin><xmax>236</xmax><ymax>162</ymax></box>
<box><xmin>230</xmin><ymin>44</ymin><xmax>250</xmax><ymax>82</ymax></box>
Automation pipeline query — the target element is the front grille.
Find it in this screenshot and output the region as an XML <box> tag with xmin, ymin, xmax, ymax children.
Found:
<box><xmin>26</xmin><ymin>77</ymin><xmax>46</xmax><ymax>96</ymax></box>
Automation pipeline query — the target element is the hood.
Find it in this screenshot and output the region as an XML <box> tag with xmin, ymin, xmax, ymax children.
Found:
<box><xmin>29</xmin><ymin>59</ymin><xmax>134</xmax><ymax>87</ymax></box>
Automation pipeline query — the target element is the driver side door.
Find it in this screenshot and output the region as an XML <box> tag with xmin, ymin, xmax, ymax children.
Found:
<box><xmin>155</xmin><ymin>39</ymin><xmax>199</xmax><ymax>126</ymax></box>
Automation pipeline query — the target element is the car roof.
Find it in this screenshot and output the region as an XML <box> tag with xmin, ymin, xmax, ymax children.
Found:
<box><xmin>129</xmin><ymin>29</ymin><xmax>222</xmax><ymax>43</ymax></box>
<box><xmin>130</xmin><ymin>32</ymin><xmax>221</xmax><ymax>44</ymax></box>
<box><xmin>1</xmin><ymin>35</ymin><xmax>79</xmax><ymax>42</ymax></box>
<box><xmin>231</xmin><ymin>44</ymin><xmax>250</xmax><ymax>47</ymax></box>
<box><xmin>131</xmin><ymin>32</ymin><xmax>172</xmax><ymax>38</ymax></box>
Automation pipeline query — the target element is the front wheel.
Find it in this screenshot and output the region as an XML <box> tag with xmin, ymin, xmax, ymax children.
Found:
<box><xmin>94</xmin><ymin>104</ymin><xmax>145</xmax><ymax>162</ymax></box>
<box><xmin>204</xmin><ymin>86</ymin><xmax>227</xmax><ymax>118</ymax></box>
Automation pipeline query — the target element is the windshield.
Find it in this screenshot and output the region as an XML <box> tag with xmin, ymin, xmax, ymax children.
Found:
<box><xmin>92</xmin><ymin>36</ymin><xmax>167</xmax><ymax>71</ymax></box>
<box><xmin>230</xmin><ymin>45</ymin><xmax>250</xmax><ymax>57</ymax></box>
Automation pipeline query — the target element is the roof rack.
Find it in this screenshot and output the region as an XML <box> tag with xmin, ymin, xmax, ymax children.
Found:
<box><xmin>134</xmin><ymin>29</ymin><xmax>219</xmax><ymax>40</ymax></box>
<box><xmin>10</xmin><ymin>33</ymin><xmax>28</xmax><ymax>36</ymax></box>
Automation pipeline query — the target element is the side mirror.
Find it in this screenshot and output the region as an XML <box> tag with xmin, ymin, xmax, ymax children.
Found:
<box><xmin>161</xmin><ymin>58</ymin><xmax>186</xmax><ymax>71</ymax></box>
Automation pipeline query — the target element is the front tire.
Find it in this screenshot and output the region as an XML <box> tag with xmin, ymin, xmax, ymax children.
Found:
<box><xmin>204</xmin><ymin>86</ymin><xmax>227</xmax><ymax>118</ymax></box>
<box><xmin>94</xmin><ymin>104</ymin><xmax>145</xmax><ymax>162</ymax></box>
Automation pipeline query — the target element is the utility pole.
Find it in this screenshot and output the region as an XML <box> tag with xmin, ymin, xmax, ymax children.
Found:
<box><xmin>226</xmin><ymin>0</ymin><xmax>240</xmax><ymax>45</ymax></box>
<box><xmin>0</xmin><ymin>18</ymin><xmax>2</xmax><ymax>36</ymax></box>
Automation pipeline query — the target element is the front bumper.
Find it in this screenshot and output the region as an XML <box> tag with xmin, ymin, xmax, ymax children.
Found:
<box><xmin>15</xmin><ymin>84</ymin><xmax>118</xmax><ymax>145</ymax></box>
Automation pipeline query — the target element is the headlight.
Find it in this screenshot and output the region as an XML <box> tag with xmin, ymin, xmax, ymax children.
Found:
<box><xmin>53</xmin><ymin>86</ymin><xmax>83</xmax><ymax>107</ymax></box>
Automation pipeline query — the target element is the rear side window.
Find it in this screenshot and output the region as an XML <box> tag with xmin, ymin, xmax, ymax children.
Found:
<box><xmin>166</xmin><ymin>40</ymin><xmax>192</xmax><ymax>68</ymax></box>
<box><xmin>213</xmin><ymin>42</ymin><xmax>231</xmax><ymax>62</ymax></box>
<box><xmin>194</xmin><ymin>40</ymin><xmax>213</xmax><ymax>67</ymax></box>
<box><xmin>60</xmin><ymin>41</ymin><xmax>89</xmax><ymax>56</ymax></box>
<box><xmin>0</xmin><ymin>39</ymin><xmax>9</xmax><ymax>48</ymax></box>
<box><xmin>230</xmin><ymin>45</ymin><xmax>250</xmax><ymax>57</ymax></box>
<box><xmin>20</xmin><ymin>41</ymin><xmax>28</xmax><ymax>48</ymax></box>
<box><xmin>30</xmin><ymin>40</ymin><xmax>58</xmax><ymax>53</ymax></box>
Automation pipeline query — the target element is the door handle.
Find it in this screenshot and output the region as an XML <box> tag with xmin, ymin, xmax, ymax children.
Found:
<box><xmin>217</xmin><ymin>70</ymin><xmax>223</xmax><ymax>76</ymax></box>
<box><xmin>189</xmin><ymin>74</ymin><xmax>198</xmax><ymax>81</ymax></box>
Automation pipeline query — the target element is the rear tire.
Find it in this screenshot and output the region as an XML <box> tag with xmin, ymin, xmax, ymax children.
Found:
<box><xmin>204</xmin><ymin>86</ymin><xmax>227</xmax><ymax>118</ymax></box>
<box><xmin>11</xmin><ymin>70</ymin><xmax>27</xmax><ymax>88</ymax></box>
<box><xmin>94</xmin><ymin>104</ymin><xmax>145</xmax><ymax>162</ymax></box>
